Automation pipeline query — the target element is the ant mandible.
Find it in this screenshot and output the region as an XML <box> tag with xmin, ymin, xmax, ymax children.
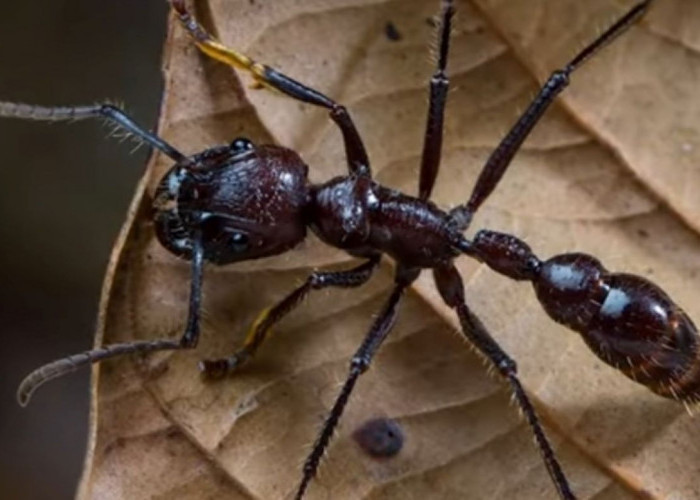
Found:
<box><xmin>2</xmin><ymin>0</ymin><xmax>693</xmax><ymax>498</ymax></box>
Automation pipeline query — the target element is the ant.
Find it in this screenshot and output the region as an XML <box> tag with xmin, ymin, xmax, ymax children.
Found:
<box><xmin>2</xmin><ymin>0</ymin><xmax>695</xmax><ymax>498</ymax></box>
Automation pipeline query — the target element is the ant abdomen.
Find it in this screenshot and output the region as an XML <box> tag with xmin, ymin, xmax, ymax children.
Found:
<box><xmin>472</xmin><ymin>230</ymin><xmax>700</xmax><ymax>402</ymax></box>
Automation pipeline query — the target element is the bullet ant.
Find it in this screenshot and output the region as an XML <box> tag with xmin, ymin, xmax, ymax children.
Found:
<box><xmin>2</xmin><ymin>0</ymin><xmax>691</xmax><ymax>498</ymax></box>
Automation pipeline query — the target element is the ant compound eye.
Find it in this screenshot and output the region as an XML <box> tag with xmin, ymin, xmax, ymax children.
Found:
<box><xmin>229</xmin><ymin>232</ymin><xmax>249</xmax><ymax>252</ymax></box>
<box><xmin>230</xmin><ymin>137</ymin><xmax>254</xmax><ymax>154</ymax></box>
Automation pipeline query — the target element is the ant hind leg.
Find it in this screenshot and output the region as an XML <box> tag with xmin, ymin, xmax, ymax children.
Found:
<box><xmin>450</xmin><ymin>0</ymin><xmax>652</xmax><ymax>229</ymax></box>
<box><xmin>433</xmin><ymin>264</ymin><xmax>575</xmax><ymax>500</ymax></box>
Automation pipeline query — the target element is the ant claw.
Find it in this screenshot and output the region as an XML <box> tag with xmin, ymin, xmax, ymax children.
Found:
<box><xmin>198</xmin><ymin>353</ymin><xmax>248</xmax><ymax>379</ymax></box>
<box><xmin>198</xmin><ymin>358</ymin><xmax>230</xmax><ymax>379</ymax></box>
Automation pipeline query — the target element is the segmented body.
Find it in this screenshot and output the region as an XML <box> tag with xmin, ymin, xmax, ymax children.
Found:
<box><xmin>8</xmin><ymin>2</ymin><xmax>689</xmax><ymax>499</ymax></box>
<box><xmin>471</xmin><ymin>231</ymin><xmax>700</xmax><ymax>402</ymax></box>
<box><xmin>154</xmin><ymin>138</ymin><xmax>700</xmax><ymax>405</ymax></box>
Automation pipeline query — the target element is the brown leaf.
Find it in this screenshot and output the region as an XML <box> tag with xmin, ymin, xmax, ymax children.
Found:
<box><xmin>79</xmin><ymin>1</ymin><xmax>700</xmax><ymax>499</ymax></box>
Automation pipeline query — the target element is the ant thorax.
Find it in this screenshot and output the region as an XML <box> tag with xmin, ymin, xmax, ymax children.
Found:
<box><xmin>308</xmin><ymin>174</ymin><xmax>460</xmax><ymax>268</ymax></box>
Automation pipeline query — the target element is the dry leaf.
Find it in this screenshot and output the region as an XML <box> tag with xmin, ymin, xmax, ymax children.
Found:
<box><xmin>76</xmin><ymin>1</ymin><xmax>700</xmax><ymax>499</ymax></box>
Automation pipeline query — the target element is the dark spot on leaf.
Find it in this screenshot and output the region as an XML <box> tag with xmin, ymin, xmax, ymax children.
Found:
<box><xmin>385</xmin><ymin>21</ymin><xmax>402</xmax><ymax>42</ymax></box>
<box><xmin>353</xmin><ymin>417</ymin><xmax>404</xmax><ymax>458</ymax></box>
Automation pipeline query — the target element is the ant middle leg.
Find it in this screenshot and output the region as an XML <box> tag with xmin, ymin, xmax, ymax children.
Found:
<box><xmin>295</xmin><ymin>266</ymin><xmax>418</xmax><ymax>500</ymax></box>
<box><xmin>433</xmin><ymin>264</ymin><xmax>575</xmax><ymax>500</ymax></box>
<box><xmin>170</xmin><ymin>0</ymin><xmax>370</xmax><ymax>177</ymax></box>
<box><xmin>450</xmin><ymin>0</ymin><xmax>652</xmax><ymax>229</ymax></box>
<box><xmin>199</xmin><ymin>256</ymin><xmax>381</xmax><ymax>379</ymax></box>
<box><xmin>17</xmin><ymin>232</ymin><xmax>206</xmax><ymax>407</ymax></box>
<box><xmin>419</xmin><ymin>0</ymin><xmax>454</xmax><ymax>201</ymax></box>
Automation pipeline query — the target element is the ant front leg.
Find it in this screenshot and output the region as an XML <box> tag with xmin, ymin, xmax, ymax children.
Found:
<box><xmin>433</xmin><ymin>264</ymin><xmax>575</xmax><ymax>500</ymax></box>
<box><xmin>199</xmin><ymin>256</ymin><xmax>381</xmax><ymax>379</ymax></box>
<box><xmin>17</xmin><ymin>233</ymin><xmax>206</xmax><ymax>406</ymax></box>
<box><xmin>170</xmin><ymin>0</ymin><xmax>370</xmax><ymax>177</ymax></box>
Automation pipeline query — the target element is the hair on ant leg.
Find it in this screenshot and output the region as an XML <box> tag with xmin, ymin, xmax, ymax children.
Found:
<box><xmin>7</xmin><ymin>1</ymin><xmax>695</xmax><ymax>499</ymax></box>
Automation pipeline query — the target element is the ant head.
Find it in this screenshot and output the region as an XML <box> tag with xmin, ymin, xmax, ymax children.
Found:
<box><xmin>154</xmin><ymin>140</ymin><xmax>310</xmax><ymax>264</ymax></box>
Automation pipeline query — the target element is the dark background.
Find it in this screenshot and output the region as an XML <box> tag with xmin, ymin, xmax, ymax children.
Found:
<box><xmin>0</xmin><ymin>1</ymin><xmax>169</xmax><ymax>498</ymax></box>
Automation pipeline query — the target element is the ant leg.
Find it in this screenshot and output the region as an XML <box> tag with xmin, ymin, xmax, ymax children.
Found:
<box><xmin>170</xmin><ymin>0</ymin><xmax>370</xmax><ymax>176</ymax></box>
<box><xmin>419</xmin><ymin>0</ymin><xmax>454</xmax><ymax>200</ymax></box>
<box><xmin>199</xmin><ymin>256</ymin><xmax>381</xmax><ymax>378</ymax></box>
<box><xmin>17</xmin><ymin>233</ymin><xmax>205</xmax><ymax>407</ymax></box>
<box><xmin>295</xmin><ymin>266</ymin><xmax>418</xmax><ymax>500</ymax></box>
<box><xmin>450</xmin><ymin>0</ymin><xmax>652</xmax><ymax>228</ymax></box>
<box><xmin>433</xmin><ymin>264</ymin><xmax>575</xmax><ymax>500</ymax></box>
<box><xmin>0</xmin><ymin>101</ymin><xmax>187</xmax><ymax>163</ymax></box>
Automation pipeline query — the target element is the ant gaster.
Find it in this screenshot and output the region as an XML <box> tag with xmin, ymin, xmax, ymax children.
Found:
<box><xmin>2</xmin><ymin>1</ymin><xmax>694</xmax><ymax>499</ymax></box>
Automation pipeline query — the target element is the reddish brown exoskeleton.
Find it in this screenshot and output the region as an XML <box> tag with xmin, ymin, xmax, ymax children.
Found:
<box><xmin>2</xmin><ymin>1</ymin><xmax>691</xmax><ymax>498</ymax></box>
